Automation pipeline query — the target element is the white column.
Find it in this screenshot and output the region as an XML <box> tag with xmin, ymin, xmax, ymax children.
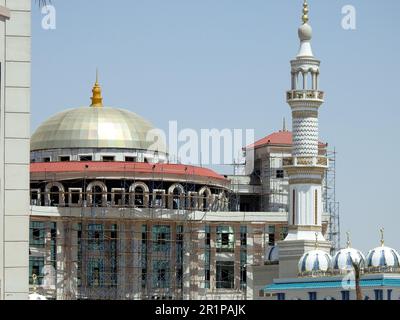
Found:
<box><xmin>56</xmin><ymin>221</ymin><xmax>65</xmax><ymax>300</ymax></box>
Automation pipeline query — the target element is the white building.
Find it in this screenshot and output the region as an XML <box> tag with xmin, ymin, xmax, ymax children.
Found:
<box><xmin>0</xmin><ymin>0</ymin><xmax>31</xmax><ymax>300</ymax></box>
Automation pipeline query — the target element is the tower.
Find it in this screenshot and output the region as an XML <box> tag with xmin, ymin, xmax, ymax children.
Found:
<box><xmin>278</xmin><ymin>0</ymin><xmax>331</xmax><ymax>278</ymax></box>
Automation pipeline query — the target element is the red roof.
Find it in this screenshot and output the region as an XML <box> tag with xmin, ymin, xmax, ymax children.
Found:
<box><xmin>30</xmin><ymin>162</ymin><xmax>228</xmax><ymax>182</ymax></box>
<box><xmin>247</xmin><ymin>131</ymin><xmax>327</xmax><ymax>149</ymax></box>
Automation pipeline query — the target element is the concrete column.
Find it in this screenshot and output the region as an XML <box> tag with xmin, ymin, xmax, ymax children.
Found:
<box><xmin>234</xmin><ymin>224</ymin><xmax>241</xmax><ymax>292</ymax></box>
<box><xmin>56</xmin><ymin>220</ymin><xmax>65</xmax><ymax>300</ymax></box>
<box><xmin>68</xmin><ymin>222</ymin><xmax>78</xmax><ymax>299</ymax></box>
<box><xmin>210</xmin><ymin>225</ymin><xmax>217</xmax><ymax>295</ymax></box>
<box><xmin>182</xmin><ymin>224</ymin><xmax>191</xmax><ymax>299</ymax></box>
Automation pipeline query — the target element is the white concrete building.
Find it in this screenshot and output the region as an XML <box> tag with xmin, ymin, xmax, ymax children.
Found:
<box><xmin>0</xmin><ymin>0</ymin><xmax>31</xmax><ymax>300</ymax></box>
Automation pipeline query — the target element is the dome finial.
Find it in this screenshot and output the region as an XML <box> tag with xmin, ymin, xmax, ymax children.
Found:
<box><xmin>380</xmin><ymin>228</ymin><xmax>385</xmax><ymax>246</ymax></box>
<box><xmin>90</xmin><ymin>69</ymin><xmax>103</xmax><ymax>108</ymax></box>
<box><xmin>302</xmin><ymin>0</ymin><xmax>309</xmax><ymax>24</ymax></box>
<box><xmin>346</xmin><ymin>231</ymin><xmax>351</xmax><ymax>248</ymax></box>
<box><xmin>282</xmin><ymin>117</ymin><xmax>287</xmax><ymax>132</ymax></box>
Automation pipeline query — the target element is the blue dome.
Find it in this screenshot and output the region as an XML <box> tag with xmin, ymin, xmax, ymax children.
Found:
<box><xmin>332</xmin><ymin>247</ymin><xmax>365</xmax><ymax>273</ymax></box>
<box><xmin>366</xmin><ymin>245</ymin><xmax>400</xmax><ymax>272</ymax></box>
<box><xmin>298</xmin><ymin>250</ymin><xmax>332</xmax><ymax>276</ymax></box>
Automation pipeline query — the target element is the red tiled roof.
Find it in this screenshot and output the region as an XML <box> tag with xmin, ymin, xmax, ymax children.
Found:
<box><xmin>30</xmin><ymin>162</ymin><xmax>228</xmax><ymax>182</ymax></box>
<box><xmin>246</xmin><ymin>131</ymin><xmax>327</xmax><ymax>149</ymax></box>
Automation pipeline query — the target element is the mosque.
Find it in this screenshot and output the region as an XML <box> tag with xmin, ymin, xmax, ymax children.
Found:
<box><xmin>0</xmin><ymin>0</ymin><xmax>396</xmax><ymax>300</ymax></box>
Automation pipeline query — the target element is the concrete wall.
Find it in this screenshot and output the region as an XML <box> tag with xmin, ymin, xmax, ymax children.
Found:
<box><xmin>0</xmin><ymin>0</ymin><xmax>31</xmax><ymax>300</ymax></box>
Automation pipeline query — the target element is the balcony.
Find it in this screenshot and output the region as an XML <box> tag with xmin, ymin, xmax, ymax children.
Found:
<box><xmin>283</xmin><ymin>156</ymin><xmax>328</xmax><ymax>168</ymax></box>
<box><xmin>286</xmin><ymin>90</ymin><xmax>324</xmax><ymax>102</ymax></box>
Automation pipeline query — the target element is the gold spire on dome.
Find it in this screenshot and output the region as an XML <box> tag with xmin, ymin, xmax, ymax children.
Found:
<box><xmin>90</xmin><ymin>69</ymin><xmax>103</xmax><ymax>108</ymax></box>
<box><xmin>380</xmin><ymin>228</ymin><xmax>385</xmax><ymax>246</ymax></box>
<box><xmin>302</xmin><ymin>0</ymin><xmax>309</xmax><ymax>24</ymax></box>
<box><xmin>346</xmin><ymin>231</ymin><xmax>351</xmax><ymax>248</ymax></box>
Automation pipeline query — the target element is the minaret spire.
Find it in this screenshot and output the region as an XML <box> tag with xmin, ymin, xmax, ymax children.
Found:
<box><xmin>90</xmin><ymin>69</ymin><xmax>103</xmax><ymax>108</ymax></box>
<box><xmin>380</xmin><ymin>228</ymin><xmax>385</xmax><ymax>246</ymax></box>
<box><xmin>346</xmin><ymin>232</ymin><xmax>351</xmax><ymax>248</ymax></box>
<box><xmin>302</xmin><ymin>0</ymin><xmax>309</xmax><ymax>24</ymax></box>
<box><xmin>283</xmin><ymin>0</ymin><xmax>327</xmax><ymax>241</ymax></box>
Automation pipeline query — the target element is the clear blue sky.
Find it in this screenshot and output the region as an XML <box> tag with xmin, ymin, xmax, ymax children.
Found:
<box><xmin>31</xmin><ymin>0</ymin><xmax>400</xmax><ymax>253</ymax></box>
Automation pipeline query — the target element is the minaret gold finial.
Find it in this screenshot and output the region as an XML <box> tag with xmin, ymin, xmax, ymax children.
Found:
<box><xmin>302</xmin><ymin>0</ymin><xmax>309</xmax><ymax>24</ymax></box>
<box><xmin>315</xmin><ymin>233</ymin><xmax>319</xmax><ymax>249</ymax></box>
<box><xmin>90</xmin><ymin>69</ymin><xmax>103</xmax><ymax>108</ymax></box>
<box><xmin>346</xmin><ymin>231</ymin><xmax>351</xmax><ymax>248</ymax></box>
<box><xmin>283</xmin><ymin>117</ymin><xmax>287</xmax><ymax>132</ymax></box>
<box><xmin>380</xmin><ymin>228</ymin><xmax>385</xmax><ymax>246</ymax></box>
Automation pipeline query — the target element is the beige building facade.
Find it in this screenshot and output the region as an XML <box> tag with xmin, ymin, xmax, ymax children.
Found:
<box><xmin>0</xmin><ymin>0</ymin><xmax>31</xmax><ymax>300</ymax></box>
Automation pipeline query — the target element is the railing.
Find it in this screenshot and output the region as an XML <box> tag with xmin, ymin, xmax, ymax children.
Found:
<box><xmin>283</xmin><ymin>156</ymin><xmax>328</xmax><ymax>167</ymax></box>
<box><xmin>286</xmin><ymin>90</ymin><xmax>324</xmax><ymax>101</ymax></box>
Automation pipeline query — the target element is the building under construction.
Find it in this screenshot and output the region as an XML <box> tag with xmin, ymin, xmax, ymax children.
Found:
<box><xmin>28</xmin><ymin>79</ymin><xmax>339</xmax><ymax>300</ymax></box>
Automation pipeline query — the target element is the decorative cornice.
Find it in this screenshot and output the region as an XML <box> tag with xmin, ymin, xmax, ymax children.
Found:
<box><xmin>292</xmin><ymin>110</ymin><xmax>318</xmax><ymax>118</ymax></box>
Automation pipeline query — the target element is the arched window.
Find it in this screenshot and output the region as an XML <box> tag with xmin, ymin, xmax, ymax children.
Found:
<box><xmin>129</xmin><ymin>182</ymin><xmax>149</xmax><ymax>208</ymax></box>
<box><xmin>199</xmin><ymin>187</ymin><xmax>212</xmax><ymax>211</ymax></box>
<box><xmin>168</xmin><ymin>184</ymin><xmax>185</xmax><ymax>210</ymax></box>
<box><xmin>86</xmin><ymin>181</ymin><xmax>107</xmax><ymax>207</ymax></box>
<box><xmin>45</xmin><ymin>182</ymin><xmax>65</xmax><ymax>206</ymax></box>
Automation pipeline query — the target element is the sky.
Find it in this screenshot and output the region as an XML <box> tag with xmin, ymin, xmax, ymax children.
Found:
<box><xmin>31</xmin><ymin>0</ymin><xmax>400</xmax><ymax>253</ymax></box>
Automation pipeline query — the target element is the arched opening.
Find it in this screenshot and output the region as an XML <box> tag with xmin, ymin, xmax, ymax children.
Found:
<box><xmin>92</xmin><ymin>186</ymin><xmax>103</xmax><ymax>207</ymax></box>
<box><xmin>199</xmin><ymin>187</ymin><xmax>212</xmax><ymax>211</ymax></box>
<box><xmin>129</xmin><ymin>182</ymin><xmax>149</xmax><ymax>208</ymax></box>
<box><xmin>168</xmin><ymin>184</ymin><xmax>185</xmax><ymax>210</ymax></box>
<box><xmin>45</xmin><ymin>182</ymin><xmax>65</xmax><ymax>206</ymax></box>
<box><xmin>49</xmin><ymin>186</ymin><xmax>60</xmax><ymax>206</ymax></box>
<box><xmin>134</xmin><ymin>186</ymin><xmax>145</xmax><ymax>207</ymax></box>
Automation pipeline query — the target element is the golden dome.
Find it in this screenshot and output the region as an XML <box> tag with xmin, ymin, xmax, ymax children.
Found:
<box><xmin>31</xmin><ymin>106</ymin><xmax>166</xmax><ymax>152</ymax></box>
<box><xmin>32</xmin><ymin>73</ymin><xmax>166</xmax><ymax>153</ymax></box>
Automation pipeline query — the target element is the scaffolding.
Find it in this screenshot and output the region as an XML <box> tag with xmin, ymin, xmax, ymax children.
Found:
<box><xmin>323</xmin><ymin>148</ymin><xmax>341</xmax><ymax>254</ymax></box>
<box><xmin>29</xmin><ymin>164</ymin><xmax>250</xmax><ymax>300</ymax></box>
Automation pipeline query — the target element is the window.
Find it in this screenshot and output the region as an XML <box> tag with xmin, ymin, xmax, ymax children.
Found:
<box><xmin>388</xmin><ymin>289</ymin><xmax>392</xmax><ymax>300</ymax></box>
<box><xmin>268</xmin><ymin>225</ymin><xmax>275</xmax><ymax>246</ymax></box>
<box><xmin>374</xmin><ymin>289</ymin><xmax>383</xmax><ymax>301</ymax></box>
<box><xmin>102</xmin><ymin>156</ymin><xmax>115</xmax><ymax>162</ymax></box>
<box><xmin>216</xmin><ymin>261</ymin><xmax>234</xmax><ymax>289</ymax></box>
<box><xmin>308</xmin><ymin>292</ymin><xmax>317</xmax><ymax>300</ymax></box>
<box><xmin>152</xmin><ymin>225</ymin><xmax>171</xmax><ymax>252</ymax></box>
<box><xmin>240</xmin><ymin>226</ymin><xmax>247</xmax><ymax>246</ymax></box>
<box><xmin>80</xmin><ymin>155</ymin><xmax>92</xmax><ymax>161</ymax></box>
<box><xmin>43</xmin><ymin>157</ymin><xmax>51</xmax><ymax>162</ymax></box>
<box><xmin>216</xmin><ymin>226</ymin><xmax>234</xmax><ymax>253</ymax></box>
<box><xmin>341</xmin><ymin>291</ymin><xmax>350</xmax><ymax>300</ymax></box>
<box><xmin>30</xmin><ymin>221</ymin><xmax>45</xmax><ymax>247</ymax></box>
<box><xmin>280</xmin><ymin>226</ymin><xmax>288</xmax><ymax>240</ymax></box>
<box><xmin>88</xmin><ymin>259</ymin><xmax>104</xmax><ymax>287</ymax></box>
<box><xmin>59</xmin><ymin>156</ymin><xmax>70</xmax><ymax>162</ymax></box>
<box><xmin>29</xmin><ymin>257</ymin><xmax>45</xmax><ymax>285</ymax></box>
<box><xmin>205</xmin><ymin>225</ymin><xmax>211</xmax><ymax>289</ymax></box>
<box><xmin>152</xmin><ymin>260</ymin><xmax>170</xmax><ymax>289</ymax></box>
<box><xmin>88</xmin><ymin>224</ymin><xmax>104</xmax><ymax>250</ymax></box>
<box><xmin>276</xmin><ymin>169</ymin><xmax>284</xmax><ymax>179</ymax></box>
<box><xmin>277</xmin><ymin>293</ymin><xmax>286</xmax><ymax>301</ymax></box>
<box><xmin>125</xmin><ymin>156</ymin><xmax>137</xmax><ymax>162</ymax></box>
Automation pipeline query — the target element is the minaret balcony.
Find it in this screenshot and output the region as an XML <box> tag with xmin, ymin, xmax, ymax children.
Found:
<box><xmin>283</xmin><ymin>156</ymin><xmax>328</xmax><ymax>169</ymax></box>
<box><xmin>286</xmin><ymin>90</ymin><xmax>324</xmax><ymax>102</ymax></box>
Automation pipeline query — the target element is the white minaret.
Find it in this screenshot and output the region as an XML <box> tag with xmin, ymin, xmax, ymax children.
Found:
<box><xmin>278</xmin><ymin>0</ymin><xmax>331</xmax><ymax>278</ymax></box>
